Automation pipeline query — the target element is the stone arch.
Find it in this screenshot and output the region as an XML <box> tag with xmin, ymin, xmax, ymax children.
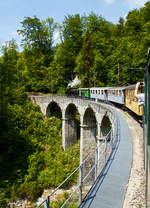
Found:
<box><xmin>81</xmin><ymin>107</ymin><xmax>97</xmax><ymax>160</ymax></box>
<box><xmin>46</xmin><ymin>101</ymin><xmax>62</xmax><ymax>118</ymax></box>
<box><xmin>63</xmin><ymin>103</ymin><xmax>80</xmax><ymax>149</ymax></box>
<box><xmin>101</xmin><ymin>113</ymin><xmax>112</xmax><ymax>141</ymax></box>
<box><xmin>80</xmin><ymin>107</ymin><xmax>97</xmax><ymax>183</ymax></box>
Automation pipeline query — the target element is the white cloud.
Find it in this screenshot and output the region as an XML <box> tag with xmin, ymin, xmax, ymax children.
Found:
<box><xmin>125</xmin><ymin>0</ymin><xmax>148</xmax><ymax>9</ymax></box>
<box><xmin>104</xmin><ymin>0</ymin><xmax>115</xmax><ymax>5</ymax></box>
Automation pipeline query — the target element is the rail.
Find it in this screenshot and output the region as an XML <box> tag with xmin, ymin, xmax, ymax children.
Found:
<box><xmin>37</xmin><ymin>112</ymin><xmax>119</xmax><ymax>208</ymax></box>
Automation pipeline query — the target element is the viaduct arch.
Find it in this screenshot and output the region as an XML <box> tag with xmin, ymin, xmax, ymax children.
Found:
<box><xmin>29</xmin><ymin>95</ymin><xmax>116</xmax><ymax>164</ymax></box>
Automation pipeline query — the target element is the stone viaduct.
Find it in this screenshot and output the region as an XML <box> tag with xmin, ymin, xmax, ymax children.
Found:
<box><xmin>29</xmin><ymin>95</ymin><xmax>117</xmax><ymax>164</ymax></box>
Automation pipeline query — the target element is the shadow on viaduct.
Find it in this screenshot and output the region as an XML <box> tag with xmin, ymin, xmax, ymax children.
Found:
<box><xmin>29</xmin><ymin>95</ymin><xmax>116</xmax><ymax>164</ymax></box>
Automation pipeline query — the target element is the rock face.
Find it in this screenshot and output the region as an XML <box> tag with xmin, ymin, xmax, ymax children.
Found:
<box><xmin>8</xmin><ymin>200</ymin><xmax>33</xmax><ymax>208</ymax></box>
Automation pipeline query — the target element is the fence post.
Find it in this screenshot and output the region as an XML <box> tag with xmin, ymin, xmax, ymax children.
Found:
<box><xmin>44</xmin><ymin>196</ymin><xmax>50</xmax><ymax>208</ymax></box>
<box><xmin>79</xmin><ymin>164</ymin><xmax>83</xmax><ymax>205</ymax></box>
<box><xmin>111</xmin><ymin>129</ymin><xmax>113</xmax><ymax>149</ymax></box>
<box><xmin>95</xmin><ymin>147</ymin><xmax>98</xmax><ymax>180</ymax></box>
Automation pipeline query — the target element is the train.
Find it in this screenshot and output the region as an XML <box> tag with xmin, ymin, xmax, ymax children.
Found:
<box><xmin>66</xmin><ymin>84</ymin><xmax>144</xmax><ymax>116</ymax></box>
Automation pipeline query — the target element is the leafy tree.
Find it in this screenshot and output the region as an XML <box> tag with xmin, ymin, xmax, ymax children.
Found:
<box><xmin>54</xmin><ymin>14</ymin><xmax>83</xmax><ymax>90</ymax></box>
<box><xmin>18</xmin><ymin>16</ymin><xmax>54</xmax><ymax>54</ymax></box>
<box><xmin>17</xmin><ymin>16</ymin><xmax>56</xmax><ymax>92</ymax></box>
<box><xmin>75</xmin><ymin>29</ymin><xmax>94</xmax><ymax>87</ymax></box>
<box><xmin>75</xmin><ymin>13</ymin><xmax>114</xmax><ymax>87</ymax></box>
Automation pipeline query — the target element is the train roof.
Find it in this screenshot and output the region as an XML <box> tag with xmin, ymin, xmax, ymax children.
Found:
<box><xmin>107</xmin><ymin>84</ymin><xmax>136</xmax><ymax>90</ymax></box>
<box><xmin>79</xmin><ymin>88</ymin><xmax>90</xmax><ymax>90</ymax></box>
<box><xmin>90</xmin><ymin>87</ymin><xmax>111</xmax><ymax>90</ymax></box>
<box><xmin>106</xmin><ymin>86</ymin><xmax>127</xmax><ymax>90</ymax></box>
<box><xmin>79</xmin><ymin>84</ymin><xmax>136</xmax><ymax>91</ymax></box>
<box><xmin>123</xmin><ymin>84</ymin><xmax>136</xmax><ymax>89</ymax></box>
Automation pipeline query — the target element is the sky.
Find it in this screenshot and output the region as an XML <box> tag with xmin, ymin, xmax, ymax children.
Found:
<box><xmin>0</xmin><ymin>0</ymin><xmax>149</xmax><ymax>50</ymax></box>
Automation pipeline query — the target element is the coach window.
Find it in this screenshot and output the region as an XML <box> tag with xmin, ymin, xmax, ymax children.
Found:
<box><xmin>131</xmin><ymin>90</ymin><xmax>134</xmax><ymax>97</ymax></box>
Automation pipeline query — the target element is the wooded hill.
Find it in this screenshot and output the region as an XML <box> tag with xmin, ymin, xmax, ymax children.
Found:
<box><xmin>0</xmin><ymin>1</ymin><xmax>150</xmax><ymax>206</ymax></box>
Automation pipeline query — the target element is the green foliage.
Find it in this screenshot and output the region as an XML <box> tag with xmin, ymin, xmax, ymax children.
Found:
<box><xmin>50</xmin><ymin>192</ymin><xmax>78</xmax><ymax>208</ymax></box>
<box><xmin>0</xmin><ymin>39</ymin><xmax>80</xmax><ymax>204</ymax></box>
<box><xmin>9</xmin><ymin>4</ymin><xmax>149</xmax><ymax>93</ymax></box>
<box><xmin>17</xmin><ymin>16</ymin><xmax>56</xmax><ymax>92</ymax></box>
<box><xmin>0</xmin><ymin>190</ymin><xmax>7</xmax><ymax>208</ymax></box>
<box><xmin>18</xmin><ymin>16</ymin><xmax>54</xmax><ymax>53</ymax></box>
<box><xmin>52</xmin><ymin>14</ymin><xmax>84</xmax><ymax>91</ymax></box>
<box><xmin>1</xmin><ymin>1</ymin><xmax>150</xmax><ymax>205</ymax></box>
<box><xmin>18</xmin><ymin>136</ymin><xmax>80</xmax><ymax>200</ymax></box>
<box><xmin>0</xmin><ymin>96</ymin><xmax>80</xmax><ymax>202</ymax></box>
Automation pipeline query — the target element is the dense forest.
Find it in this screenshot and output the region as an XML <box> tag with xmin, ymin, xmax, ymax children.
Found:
<box><xmin>0</xmin><ymin>1</ymin><xmax>150</xmax><ymax>207</ymax></box>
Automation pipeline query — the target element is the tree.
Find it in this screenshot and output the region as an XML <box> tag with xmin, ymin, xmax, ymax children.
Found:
<box><xmin>77</xmin><ymin>29</ymin><xmax>94</xmax><ymax>87</ymax></box>
<box><xmin>18</xmin><ymin>16</ymin><xmax>56</xmax><ymax>92</ymax></box>
<box><xmin>75</xmin><ymin>13</ymin><xmax>114</xmax><ymax>87</ymax></box>
<box><xmin>54</xmin><ymin>14</ymin><xmax>83</xmax><ymax>89</ymax></box>
<box><xmin>18</xmin><ymin>16</ymin><xmax>54</xmax><ymax>54</ymax></box>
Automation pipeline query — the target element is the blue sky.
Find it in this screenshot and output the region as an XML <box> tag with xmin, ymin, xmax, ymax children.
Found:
<box><xmin>0</xmin><ymin>0</ymin><xmax>149</xmax><ymax>49</ymax></box>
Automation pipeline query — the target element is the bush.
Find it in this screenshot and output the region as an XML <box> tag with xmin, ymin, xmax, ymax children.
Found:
<box><xmin>0</xmin><ymin>191</ymin><xmax>7</xmax><ymax>208</ymax></box>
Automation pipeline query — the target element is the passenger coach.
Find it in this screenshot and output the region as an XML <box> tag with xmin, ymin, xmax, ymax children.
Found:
<box><xmin>90</xmin><ymin>87</ymin><xmax>109</xmax><ymax>102</ymax></box>
<box><xmin>107</xmin><ymin>86</ymin><xmax>126</xmax><ymax>104</ymax></box>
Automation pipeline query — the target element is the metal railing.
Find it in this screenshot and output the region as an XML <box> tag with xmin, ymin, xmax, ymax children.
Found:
<box><xmin>37</xmin><ymin>114</ymin><xmax>119</xmax><ymax>208</ymax></box>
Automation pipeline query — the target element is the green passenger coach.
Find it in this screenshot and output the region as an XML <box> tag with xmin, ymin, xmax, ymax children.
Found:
<box><xmin>79</xmin><ymin>88</ymin><xmax>90</xmax><ymax>98</ymax></box>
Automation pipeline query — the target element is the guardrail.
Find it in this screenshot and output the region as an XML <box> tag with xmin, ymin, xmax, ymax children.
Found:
<box><xmin>37</xmin><ymin>113</ymin><xmax>119</xmax><ymax>208</ymax></box>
